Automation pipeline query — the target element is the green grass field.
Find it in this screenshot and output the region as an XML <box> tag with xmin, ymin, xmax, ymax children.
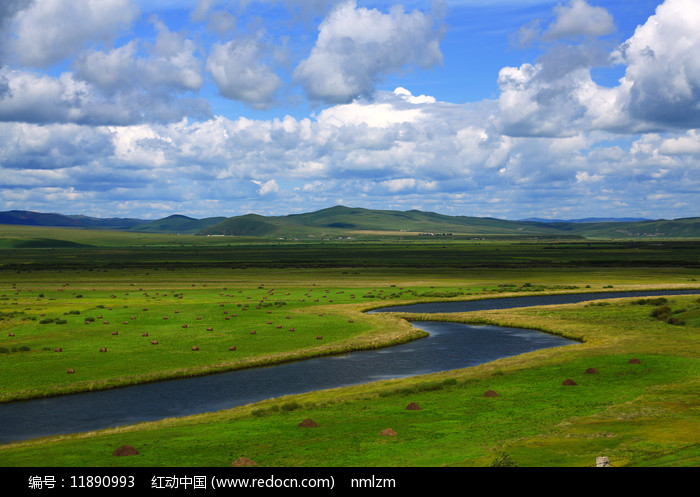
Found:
<box><xmin>0</xmin><ymin>226</ymin><xmax>698</xmax><ymax>467</ymax></box>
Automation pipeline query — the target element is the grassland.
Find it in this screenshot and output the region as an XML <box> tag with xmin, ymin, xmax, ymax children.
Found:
<box><xmin>0</xmin><ymin>225</ymin><xmax>699</xmax><ymax>467</ymax></box>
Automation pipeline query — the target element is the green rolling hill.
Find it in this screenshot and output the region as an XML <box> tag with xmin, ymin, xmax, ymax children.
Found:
<box><xmin>2</xmin><ymin>207</ymin><xmax>700</xmax><ymax>239</ymax></box>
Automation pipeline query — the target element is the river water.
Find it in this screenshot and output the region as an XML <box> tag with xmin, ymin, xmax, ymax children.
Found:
<box><xmin>1</xmin><ymin>289</ymin><xmax>697</xmax><ymax>444</ymax></box>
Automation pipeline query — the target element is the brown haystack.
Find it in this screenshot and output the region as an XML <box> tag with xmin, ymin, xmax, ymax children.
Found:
<box><xmin>151</xmin><ymin>340</ymin><xmax>159</xmax><ymax>345</ymax></box>
<box><xmin>628</xmin><ymin>358</ymin><xmax>641</xmax><ymax>364</ymax></box>
<box><xmin>380</xmin><ymin>428</ymin><xmax>397</xmax><ymax>436</ymax></box>
<box><xmin>191</xmin><ymin>346</ymin><xmax>199</xmax><ymax>351</ymax></box>
<box><xmin>483</xmin><ymin>390</ymin><xmax>499</xmax><ymax>397</ymax></box>
<box><xmin>585</xmin><ymin>368</ymin><xmax>599</xmax><ymax>374</ymax></box>
<box><xmin>113</xmin><ymin>445</ymin><xmax>139</xmax><ymax>456</ymax></box>
<box><xmin>8</xmin><ymin>332</ymin><xmax>14</xmax><ymax>336</ymax></box>
<box><xmin>229</xmin><ymin>346</ymin><xmax>236</xmax><ymax>351</ymax></box>
<box><xmin>405</xmin><ymin>402</ymin><xmax>422</xmax><ymax>410</ymax></box>
<box><xmin>142</xmin><ymin>333</ymin><xmax>148</xmax><ymax>337</ymax></box>
<box><xmin>112</xmin><ymin>331</ymin><xmax>118</xmax><ymax>335</ymax></box>
<box><xmin>562</xmin><ymin>379</ymin><xmax>577</xmax><ymax>386</ymax></box>
<box><xmin>250</xmin><ymin>330</ymin><xmax>256</xmax><ymax>334</ymax></box>
<box><xmin>99</xmin><ymin>347</ymin><xmax>107</xmax><ymax>352</ymax></box>
<box><xmin>232</xmin><ymin>457</ymin><xmax>257</xmax><ymax>466</ymax></box>
<box><xmin>316</xmin><ymin>335</ymin><xmax>323</xmax><ymax>340</ymax></box>
<box><xmin>66</xmin><ymin>369</ymin><xmax>75</xmax><ymax>374</ymax></box>
<box><xmin>54</xmin><ymin>347</ymin><xmax>62</xmax><ymax>352</ymax></box>
<box><xmin>298</xmin><ymin>418</ymin><xmax>319</xmax><ymax>427</ymax></box>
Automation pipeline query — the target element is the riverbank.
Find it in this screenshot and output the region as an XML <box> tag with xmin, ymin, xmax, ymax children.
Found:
<box><xmin>3</xmin><ymin>265</ymin><xmax>699</xmax><ymax>403</ymax></box>
<box><xmin>1</xmin><ymin>291</ymin><xmax>698</xmax><ymax>467</ymax></box>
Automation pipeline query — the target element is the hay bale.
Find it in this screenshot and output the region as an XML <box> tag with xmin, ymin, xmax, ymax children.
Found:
<box><xmin>380</xmin><ymin>428</ymin><xmax>397</xmax><ymax>436</ymax></box>
<box><xmin>316</xmin><ymin>335</ymin><xmax>323</xmax><ymax>340</ymax></box>
<box><xmin>585</xmin><ymin>368</ymin><xmax>599</xmax><ymax>374</ymax></box>
<box><xmin>298</xmin><ymin>418</ymin><xmax>318</xmax><ymax>427</ymax></box>
<box><xmin>232</xmin><ymin>457</ymin><xmax>257</xmax><ymax>466</ymax></box>
<box><xmin>250</xmin><ymin>330</ymin><xmax>256</xmax><ymax>334</ymax></box>
<box><xmin>66</xmin><ymin>369</ymin><xmax>75</xmax><ymax>374</ymax></box>
<box><xmin>628</xmin><ymin>358</ymin><xmax>641</xmax><ymax>364</ymax></box>
<box><xmin>229</xmin><ymin>346</ymin><xmax>236</xmax><ymax>351</ymax></box>
<box><xmin>112</xmin><ymin>331</ymin><xmax>118</xmax><ymax>335</ymax></box>
<box><xmin>207</xmin><ymin>327</ymin><xmax>213</xmax><ymax>331</ymax></box>
<box><xmin>562</xmin><ymin>379</ymin><xmax>577</xmax><ymax>386</ymax></box>
<box><xmin>54</xmin><ymin>347</ymin><xmax>62</xmax><ymax>352</ymax></box>
<box><xmin>191</xmin><ymin>346</ymin><xmax>199</xmax><ymax>351</ymax></box>
<box><xmin>483</xmin><ymin>390</ymin><xmax>499</xmax><ymax>397</ymax></box>
<box><xmin>289</xmin><ymin>328</ymin><xmax>295</xmax><ymax>331</ymax></box>
<box><xmin>405</xmin><ymin>402</ymin><xmax>422</xmax><ymax>410</ymax></box>
<box><xmin>99</xmin><ymin>347</ymin><xmax>107</xmax><ymax>352</ymax></box>
<box><xmin>596</xmin><ymin>456</ymin><xmax>610</xmax><ymax>467</ymax></box>
<box><xmin>113</xmin><ymin>445</ymin><xmax>139</xmax><ymax>456</ymax></box>
<box><xmin>8</xmin><ymin>332</ymin><xmax>14</xmax><ymax>336</ymax></box>
<box><xmin>182</xmin><ymin>324</ymin><xmax>188</xmax><ymax>328</ymax></box>
<box><xmin>142</xmin><ymin>333</ymin><xmax>148</xmax><ymax>337</ymax></box>
<box><xmin>151</xmin><ymin>340</ymin><xmax>159</xmax><ymax>345</ymax></box>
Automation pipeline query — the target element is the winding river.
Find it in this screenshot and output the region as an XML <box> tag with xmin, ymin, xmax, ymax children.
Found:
<box><xmin>1</xmin><ymin>289</ymin><xmax>697</xmax><ymax>444</ymax></box>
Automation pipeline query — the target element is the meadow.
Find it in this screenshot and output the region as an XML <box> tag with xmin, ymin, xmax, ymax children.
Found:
<box><xmin>0</xmin><ymin>226</ymin><xmax>699</xmax><ymax>467</ymax></box>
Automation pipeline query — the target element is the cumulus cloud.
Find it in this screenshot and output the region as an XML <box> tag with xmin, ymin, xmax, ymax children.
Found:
<box><xmin>543</xmin><ymin>0</ymin><xmax>615</xmax><ymax>40</ymax></box>
<box><xmin>498</xmin><ymin>0</ymin><xmax>700</xmax><ymax>136</ymax></box>
<box><xmin>0</xmin><ymin>66</ymin><xmax>211</xmax><ymax>125</ymax></box>
<box><xmin>74</xmin><ymin>19</ymin><xmax>204</xmax><ymax>94</ymax></box>
<box><xmin>7</xmin><ymin>0</ymin><xmax>137</xmax><ymax>67</ymax></box>
<box><xmin>2</xmin><ymin>84</ymin><xmax>700</xmax><ymax>219</ymax></box>
<box><xmin>206</xmin><ymin>36</ymin><xmax>283</xmax><ymax>108</ymax></box>
<box><xmin>293</xmin><ymin>1</ymin><xmax>444</xmax><ymax>104</ymax></box>
<box><xmin>2</xmin><ymin>0</ymin><xmax>699</xmax><ymax>220</ymax></box>
<box><xmin>614</xmin><ymin>0</ymin><xmax>700</xmax><ymax>129</ymax></box>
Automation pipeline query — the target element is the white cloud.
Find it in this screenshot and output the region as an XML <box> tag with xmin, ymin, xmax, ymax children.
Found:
<box><xmin>293</xmin><ymin>1</ymin><xmax>443</xmax><ymax>103</ymax></box>
<box><xmin>659</xmin><ymin>130</ymin><xmax>700</xmax><ymax>156</ymax></box>
<box><xmin>74</xmin><ymin>19</ymin><xmax>204</xmax><ymax>94</ymax></box>
<box><xmin>498</xmin><ymin>0</ymin><xmax>700</xmax><ymax>136</ymax></box>
<box><xmin>8</xmin><ymin>0</ymin><xmax>137</xmax><ymax>67</ymax></box>
<box><xmin>0</xmin><ymin>66</ymin><xmax>211</xmax><ymax>125</ymax></box>
<box><xmin>614</xmin><ymin>0</ymin><xmax>700</xmax><ymax>128</ymax></box>
<box><xmin>543</xmin><ymin>0</ymin><xmax>615</xmax><ymax>40</ymax></box>
<box><xmin>206</xmin><ymin>36</ymin><xmax>283</xmax><ymax>108</ymax></box>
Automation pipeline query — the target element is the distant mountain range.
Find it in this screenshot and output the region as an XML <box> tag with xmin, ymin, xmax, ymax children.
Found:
<box><xmin>520</xmin><ymin>217</ymin><xmax>649</xmax><ymax>223</ymax></box>
<box><xmin>1</xmin><ymin>207</ymin><xmax>699</xmax><ymax>239</ymax></box>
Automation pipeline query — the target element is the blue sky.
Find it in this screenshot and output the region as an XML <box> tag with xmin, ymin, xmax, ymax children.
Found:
<box><xmin>1</xmin><ymin>0</ymin><xmax>699</xmax><ymax>220</ymax></box>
